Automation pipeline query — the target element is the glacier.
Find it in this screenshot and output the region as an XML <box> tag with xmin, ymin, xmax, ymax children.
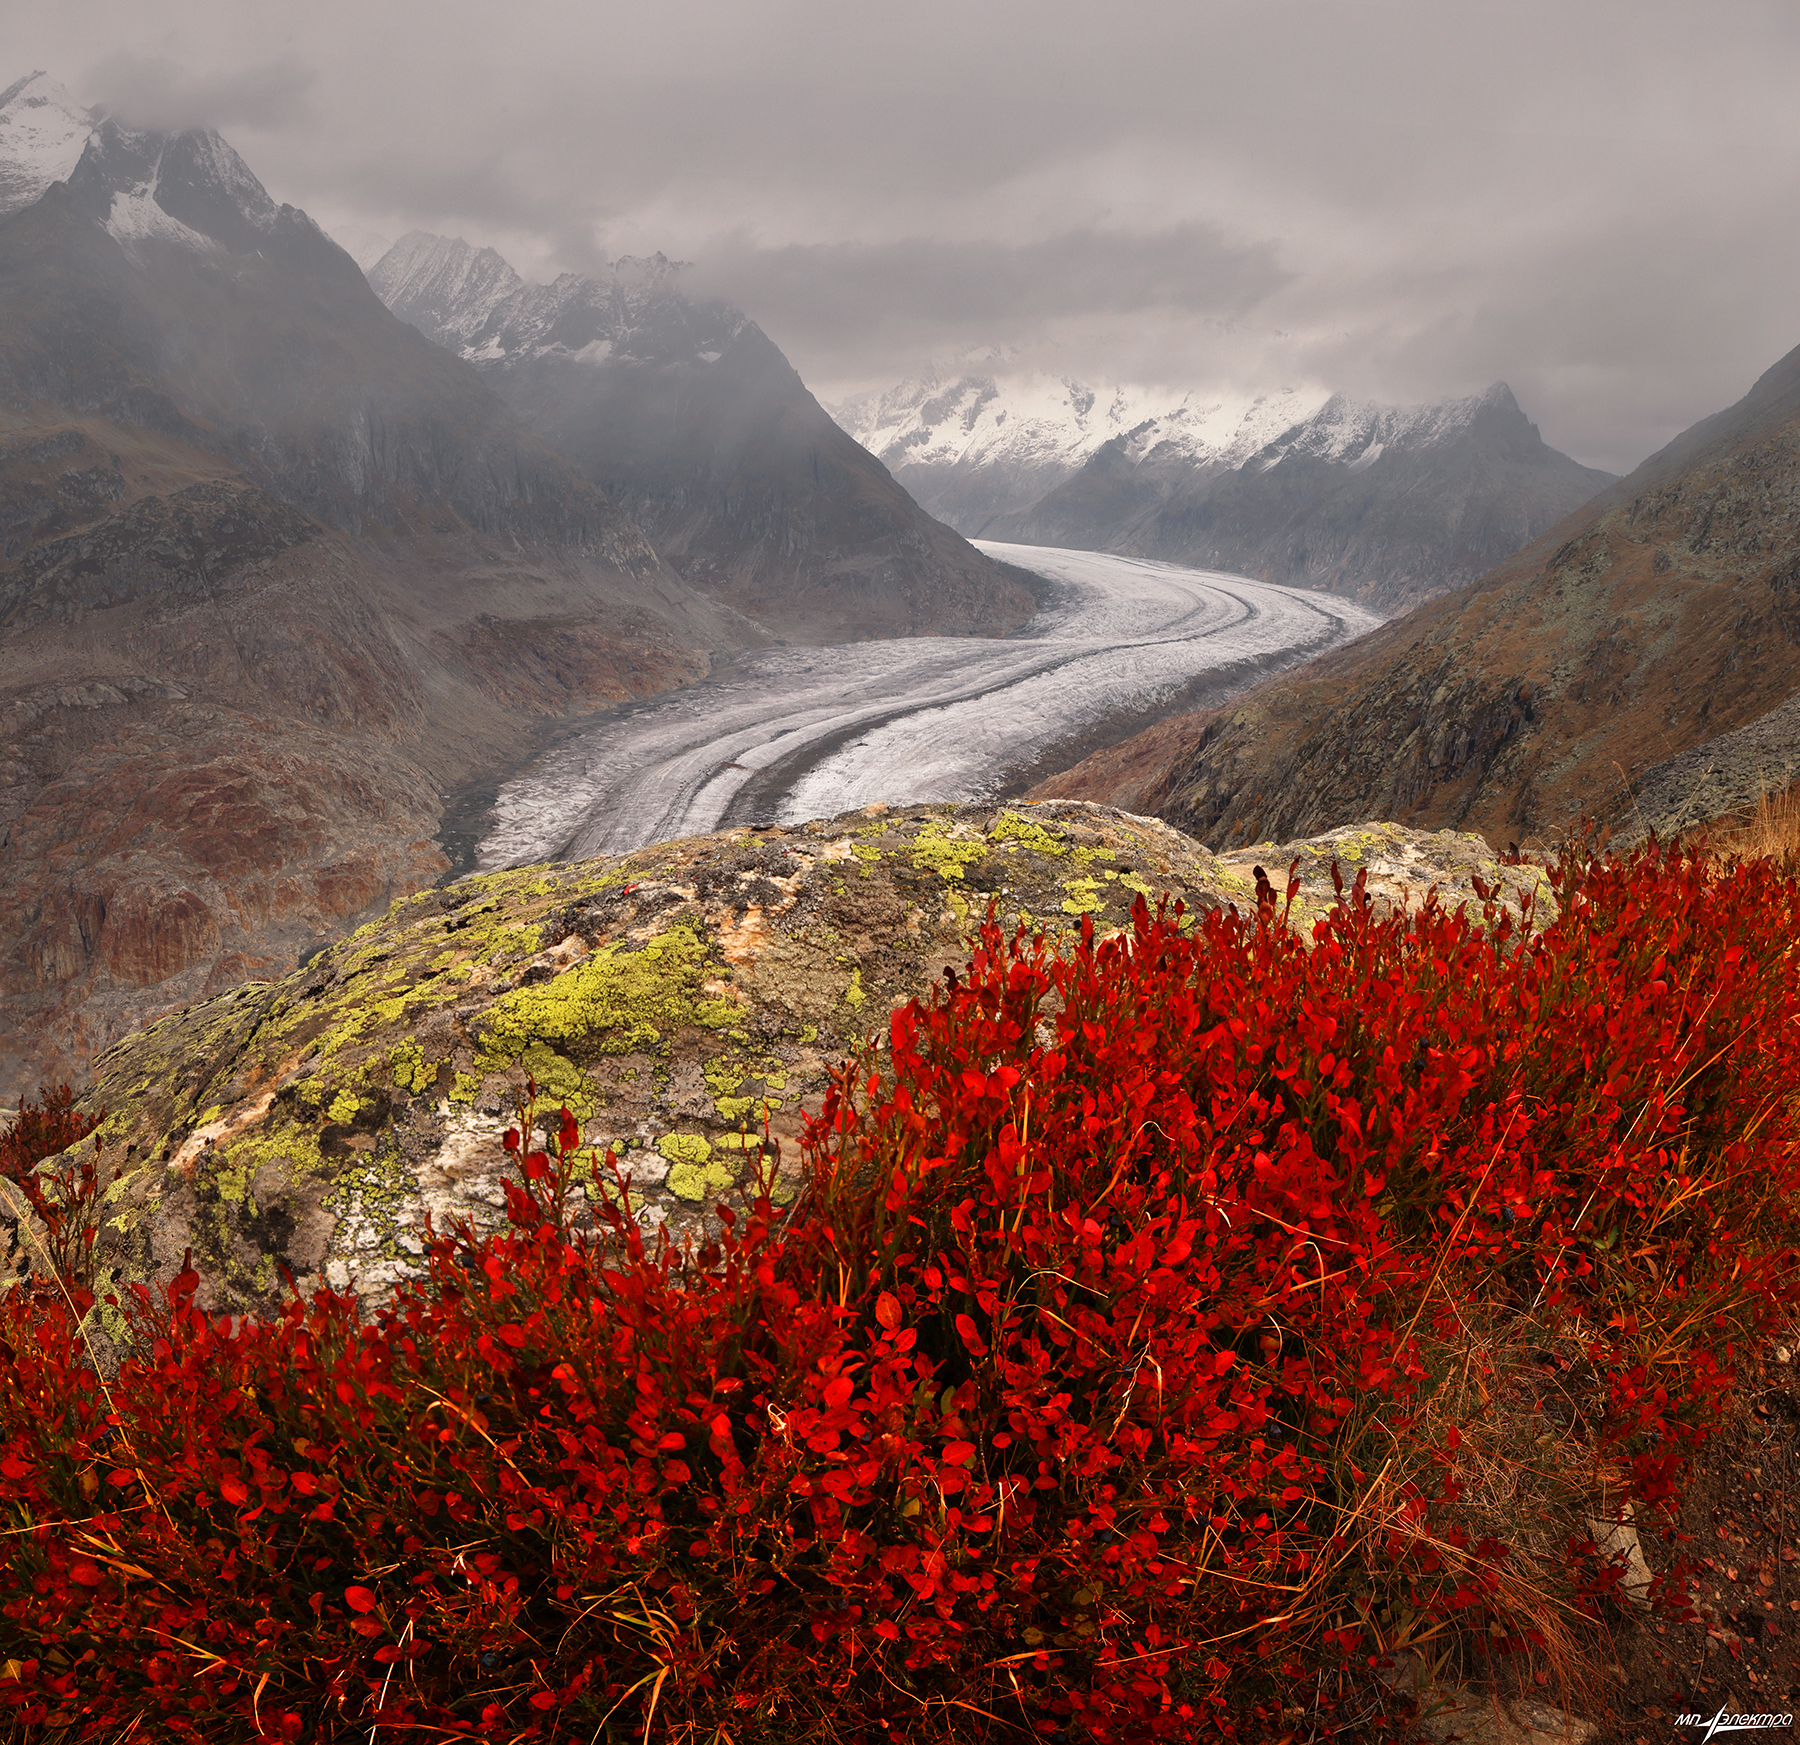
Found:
<box><xmin>475</xmin><ymin>544</ymin><xmax>1384</xmax><ymax>868</ymax></box>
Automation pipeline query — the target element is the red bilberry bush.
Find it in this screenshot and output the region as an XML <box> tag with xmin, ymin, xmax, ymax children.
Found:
<box><xmin>1</xmin><ymin>842</ymin><xmax>1797</xmax><ymax>1741</ymax></box>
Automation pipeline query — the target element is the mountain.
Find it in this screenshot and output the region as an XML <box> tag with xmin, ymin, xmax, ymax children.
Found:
<box><xmin>0</xmin><ymin>72</ymin><xmax>92</xmax><ymax>217</ymax></box>
<box><xmin>0</xmin><ymin>73</ymin><xmax>758</xmax><ymax>1087</ymax></box>
<box><xmin>1032</xmin><ymin>339</ymin><xmax>1800</xmax><ymax>851</ymax></box>
<box><xmin>831</xmin><ymin>369</ymin><xmax>1327</xmax><ymax>533</ymax></box>
<box><xmin>368</xmin><ymin>233</ymin><xmax>1035</xmax><ymax>643</ymax></box>
<box><xmin>837</xmin><ymin>370</ymin><xmax>1616</xmax><ymax>613</ymax></box>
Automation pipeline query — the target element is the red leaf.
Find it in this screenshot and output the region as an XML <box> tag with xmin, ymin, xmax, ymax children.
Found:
<box><xmin>219</xmin><ymin>1476</ymin><xmax>250</xmax><ymax>1505</ymax></box>
<box><xmin>498</xmin><ymin>1323</ymin><xmax>528</xmax><ymax>1348</ymax></box>
<box><xmin>955</xmin><ymin>1313</ymin><xmax>988</xmax><ymax>1356</ymax></box>
<box><xmin>344</xmin><ymin>1585</ymin><xmax>379</xmax><ymax>1613</ymax></box>
<box><xmin>875</xmin><ymin>1290</ymin><xmax>902</xmax><ymax>1330</ymax></box>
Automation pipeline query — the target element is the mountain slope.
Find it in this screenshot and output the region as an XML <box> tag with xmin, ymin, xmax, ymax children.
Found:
<box><xmin>0</xmin><ymin>75</ymin><xmax>756</xmax><ymax>1086</ymax></box>
<box><xmin>1032</xmin><ymin>341</ymin><xmax>1800</xmax><ymax>850</ymax></box>
<box><xmin>369</xmin><ymin>233</ymin><xmax>1035</xmax><ymax>642</ymax></box>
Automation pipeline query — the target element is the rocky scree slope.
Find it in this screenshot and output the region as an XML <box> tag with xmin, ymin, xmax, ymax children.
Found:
<box><xmin>837</xmin><ymin>369</ymin><xmax>1614</xmax><ymax>613</ymax></box>
<box><xmin>0</xmin><ymin>801</ymin><xmax>1543</xmax><ymax>1332</ymax></box>
<box><xmin>0</xmin><ymin>75</ymin><xmax>758</xmax><ymax>1087</ymax></box>
<box><xmin>369</xmin><ymin>233</ymin><xmax>1035</xmax><ymax>643</ymax></box>
<box><xmin>1034</xmin><ymin>337</ymin><xmax>1800</xmax><ymax>853</ymax></box>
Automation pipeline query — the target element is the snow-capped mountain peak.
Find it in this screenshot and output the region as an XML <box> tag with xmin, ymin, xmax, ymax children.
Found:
<box><xmin>68</xmin><ymin>118</ymin><xmax>285</xmax><ymax>259</ymax></box>
<box><xmin>0</xmin><ymin>72</ymin><xmax>296</xmax><ymax>259</ymax></box>
<box><xmin>829</xmin><ymin>369</ymin><xmax>1335</xmax><ymax>532</ymax></box>
<box><xmin>0</xmin><ymin>71</ymin><xmax>97</xmax><ymax>217</ymax></box>
<box><xmin>368</xmin><ymin>233</ymin><xmax>747</xmax><ymax>372</ymax></box>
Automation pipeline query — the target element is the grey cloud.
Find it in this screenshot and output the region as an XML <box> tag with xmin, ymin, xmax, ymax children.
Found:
<box><xmin>686</xmin><ymin>225</ymin><xmax>1289</xmax><ymax>364</ymax></box>
<box><xmin>84</xmin><ymin>51</ymin><xmax>315</xmax><ymax>133</ymax></box>
<box><xmin>14</xmin><ymin>0</ymin><xmax>1800</xmax><ymax>474</ymax></box>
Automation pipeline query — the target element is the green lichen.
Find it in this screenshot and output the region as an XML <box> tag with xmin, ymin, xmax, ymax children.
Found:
<box><xmin>196</xmin><ymin>1104</ymin><xmax>223</xmax><ymax>1128</ymax></box>
<box><xmin>326</xmin><ymin>1089</ymin><xmax>362</xmax><ymax>1124</ymax></box>
<box><xmin>477</xmin><ymin>919</ymin><xmax>735</xmax><ymax>1069</ymax></box>
<box><xmin>1060</xmin><ymin>878</ymin><xmax>1106</xmax><ymax>916</ymax></box>
<box><xmin>715</xmin><ymin>1095</ymin><xmax>781</xmax><ymax>1125</ymax></box>
<box><xmin>450</xmin><ymin>1072</ymin><xmax>482</xmax><ymax>1104</ymax></box>
<box><xmin>991</xmin><ymin>812</ymin><xmax>1067</xmax><ymax>856</ymax></box>
<box><xmin>851</xmin><ymin>842</ymin><xmax>882</xmax><ymax>867</ymax></box>
<box><xmin>657</xmin><ymin>1133</ymin><xmax>713</xmax><ymax>1166</ymax></box>
<box><xmin>910</xmin><ymin>823</ymin><xmax>986</xmax><ymax>882</ymax></box>
<box><xmin>219</xmin><ymin>1117</ymin><xmax>326</xmax><ymax>1188</ymax></box>
<box><xmin>388</xmin><ymin>1041</ymin><xmax>438</xmax><ymax>1094</ymax></box>
<box><xmin>844</xmin><ymin>968</ymin><xmax>867</xmax><ymax>1009</ymax></box>
<box><xmin>516</xmin><ymin>1041</ymin><xmax>593</xmax><ymax>1115</ymax></box>
<box><xmin>668</xmin><ymin>1157</ymin><xmax>736</xmax><ymax>1203</ymax></box>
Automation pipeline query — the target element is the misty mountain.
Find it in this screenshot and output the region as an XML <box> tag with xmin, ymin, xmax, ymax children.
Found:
<box><xmin>838</xmin><ymin>370</ymin><xmax>1616</xmax><ymax>613</ymax></box>
<box><xmin>367</xmin><ymin>232</ymin><xmax>1034</xmax><ymax>642</ymax></box>
<box><xmin>1034</xmin><ymin>338</ymin><xmax>1800</xmax><ymax>851</ymax></box>
<box><xmin>0</xmin><ymin>72</ymin><xmax>756</xmax><ymax>1085</ymax></box>
<box><xmin>833</xmin><ymin>369</ymin><xmax>1325</xmax><ymax>532</ymax></box>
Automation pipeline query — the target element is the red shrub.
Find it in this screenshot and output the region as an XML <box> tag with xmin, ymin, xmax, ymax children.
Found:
<box><xmin>1</xmin><ymin>1085</ymin><xmax>105</xmax><ymax>1297</ymax></box>
<box><xmin>1</xmin><ymin>843</ymin><xmax>1796</xmax><ymax>1741</ymax></box>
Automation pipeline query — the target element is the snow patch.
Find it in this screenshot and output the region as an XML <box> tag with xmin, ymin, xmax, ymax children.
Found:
<box><xmin>105</xmin><ymin>188</ymin><xmax>218</xmax><ymax>256</ymax></box>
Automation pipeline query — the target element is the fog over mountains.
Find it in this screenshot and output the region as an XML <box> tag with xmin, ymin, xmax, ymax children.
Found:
<box><xmin>836</xmin><ymin>369</ymin><xmax>1617</xmax><ymax>612</ymax></box>
<box><xmin>366</xmin><ymin>232</ymin><xmax>1032</xmax><ymax>643</ymax></box>
<box><xmin>6</xmin><ymin>51</ymin><xmax>1783</xmax><ymax>1091</ymax></box>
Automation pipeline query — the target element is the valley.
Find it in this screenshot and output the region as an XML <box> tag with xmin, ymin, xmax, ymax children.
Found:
<box><xmin>473</xmin><ymin>542</ymin><xmax>1383</xmax><ymax>865</ymax></box>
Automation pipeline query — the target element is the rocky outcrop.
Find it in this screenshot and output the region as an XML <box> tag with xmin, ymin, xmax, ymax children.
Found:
<box><xmin>1034</xmin><ymin>339</ymin><xmax>1800</xmax><ymax>851</ymax></box>
<box><xmin>2</xmin><ymin>802</ymin><xmax>1545</xmax><ymax>1322</ymax></box>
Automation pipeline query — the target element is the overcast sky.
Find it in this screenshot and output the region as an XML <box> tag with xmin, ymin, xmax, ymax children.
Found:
<box><xmin>15</xmin><ymin>0</ymin><xmax>1800</xmax><ymax>472</ymax></box>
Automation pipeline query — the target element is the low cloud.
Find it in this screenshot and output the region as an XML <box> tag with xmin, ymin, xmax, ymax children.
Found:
<box><xmin>684</xmin><ymin>225</ymin><xmax>1290</xmax><ymax>387</ymax></box>
<box><xmin>84</xmin><ymin>51</ymin><xmax>315</xmax><ymax>133</ymax></box>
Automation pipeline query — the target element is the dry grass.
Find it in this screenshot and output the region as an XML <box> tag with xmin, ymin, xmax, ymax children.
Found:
<box><xmin>1704</xmin><ymin>781</ymin><xmax>1800</xmax><ymax>864</ymax></box>
<box><xmin>1335</xmin><ymin>1295</ymin><xmax>1626</xmax><ymax>1731</ymax></box>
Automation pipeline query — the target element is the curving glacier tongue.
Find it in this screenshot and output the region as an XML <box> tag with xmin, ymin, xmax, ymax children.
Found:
<box><xmin>476</xmin><ymin>544</ymin><xmax>1384</xmax><ymax>867</ymax></box>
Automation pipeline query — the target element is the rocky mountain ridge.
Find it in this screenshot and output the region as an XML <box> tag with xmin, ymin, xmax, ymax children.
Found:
<box><xmin>369</xmin><ymin>232</ymin><xmax>1035</xmax><ymax>643</ymax></box>
<box><xmin>1033</xmin><ymin>338</ymin><xmax>1800</xmax><ymax>852</ymax></box>
<box><xmin>830</xmin><ymin>369</ymin><xmax>1328</xmax><ymax>531</ymax></box>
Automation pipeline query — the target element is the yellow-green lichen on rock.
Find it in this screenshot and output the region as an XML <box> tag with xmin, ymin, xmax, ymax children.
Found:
<box><xmin>476</xmin><ymin>918</ymin><xmax>735</xmax><ymax>1070</ymax></box>
<box><xmin>45</xmin><ymin>800</ymin><xmax>1547</xmax><ymax>1326</ymax></box>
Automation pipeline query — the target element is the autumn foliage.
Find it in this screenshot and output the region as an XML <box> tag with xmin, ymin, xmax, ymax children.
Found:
<box><xmin>2</xmin><ymin>842</ymin><xmax>1799</xmax><ymax>1741</ymax></box>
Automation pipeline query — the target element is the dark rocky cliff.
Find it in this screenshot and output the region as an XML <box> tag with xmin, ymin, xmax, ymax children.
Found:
<box><xmin>371</xmin><ymin>236</ymin><xmax>1037</xmax><ymax>643</ymax></box>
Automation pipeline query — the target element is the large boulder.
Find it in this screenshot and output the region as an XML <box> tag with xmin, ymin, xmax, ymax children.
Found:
<box><xmin>1</xmin><ymin>801</ymin><xmax>1546</xmax><ymax>1328</ymax></box>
